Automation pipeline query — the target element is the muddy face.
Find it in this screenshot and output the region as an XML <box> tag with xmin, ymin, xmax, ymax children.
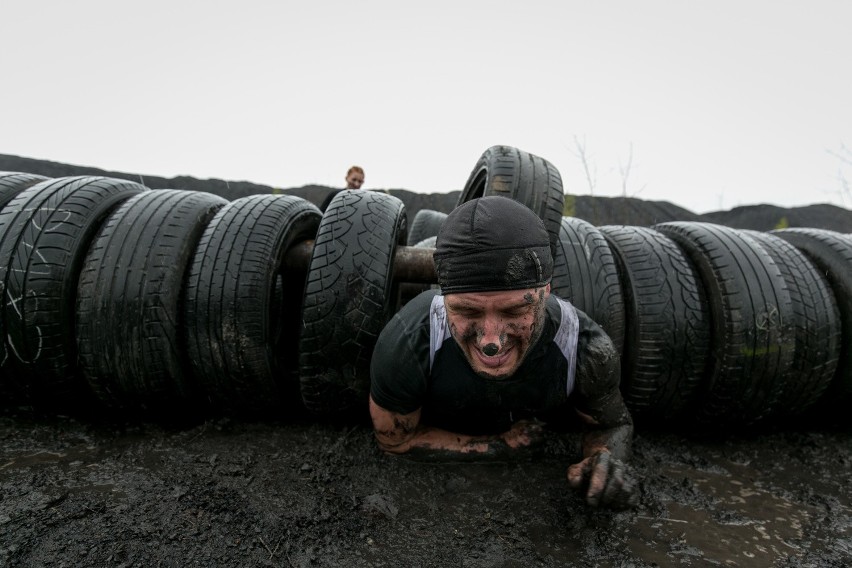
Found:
<box><xmin>445</xmin><ymin>285</ymin><xmax>549</xmax><ymax>380</ymax></box>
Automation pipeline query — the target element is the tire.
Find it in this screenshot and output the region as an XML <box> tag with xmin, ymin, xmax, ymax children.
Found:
<box><xmin>551</xmin><ymin>216</ymin><xmax>625</xmax><ymax>354</ymax></box>
<box><xmin>299</xmin><ymin>190</ymin><xmax>407</xmax><ymax>415</ymax></box>
<box><xmin>0</xmin><ymin>172</ymin><xmax>50</xmax><ymax>405</ymax></box>
<box><xmin>0</xmin><ymin>172</ymin><xmax>49</xmax><ymax>211</ymax></box>
<box><xmin>772</xmin><ymin>228</ymin><xmax>852</xmax><ymax>410</ymax></box>
<box><xmin>183</xmin><ymin>195</ymin><xmax>321</xmax><ymax>415</ymax></box>
<box><xmin>742</xmin><ymin>231</ymin><xmax>841</xmax><ymax>417</ymax></box>
<box><xmin>457</xmin><ymin>146</ymin><xmax>564</xmax><ymax>259</ymax></box>
<box><xmin>0</xmin><ymin>177</ymin><xmax>147</xmax><ymax>403</ymax></box>
<box><xmin>654</xmin><ymin>222</ymin><xmax>795</xmax><ymax>426</ymax></box>
<box><xmin>406</xmin><ymin>209</ymin><xmax>447</xmax><ymax>246</ymax></box>
<box><xmin>76</xmin><ymin>189</ymin><xmax>227</xmax><ymax>412</ymax></box>
<box><xmin>599</xmin><ymin>225</ymin><xmax>711</xmax><ymax>421</ymax></box>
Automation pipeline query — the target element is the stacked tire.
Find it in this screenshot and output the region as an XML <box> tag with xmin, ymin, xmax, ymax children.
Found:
<box><xmin>598</xmin><ymin>225</ymin><xmax>708</xmax><ymax>423</ymax></box>
<box><xmin>0</xmin><ymin>176</ymin><xmax>147</xmax><ymax>405</ymax></box>
<box><xmin>771</xmin><ymin>229</ymin><xmax>851</xmax><ymax>411</ymax></box>
<box><xmin>184</xmin><ymin>195</ymin><xmax>322</xmax><ymax>415</ymax></box>
<box><xmin>298</xmin><ymin>190</ymin><xmax>407</xmax><ymax>415</ymax></box>
<box><xmin>77</xmin><ymin>190</ymin><xmax>229</xmax><ymax>414</ymax></box>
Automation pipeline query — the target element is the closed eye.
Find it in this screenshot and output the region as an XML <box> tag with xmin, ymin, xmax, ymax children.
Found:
<box><xmin>449</xmin><ymin>307</ymin><xmax>481</xmax><ymax>318</ymax></box>
<box><xmin>502</xmin><ymin>309</ymin><xmax>531</xmax><ymax>318</ymax></box>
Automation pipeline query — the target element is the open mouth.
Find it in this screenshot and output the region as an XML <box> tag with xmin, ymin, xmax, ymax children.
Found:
<box><xmin>474</xmin><ymin>344</ymin><xmax>514</xmax><ymax>368</ymax></box>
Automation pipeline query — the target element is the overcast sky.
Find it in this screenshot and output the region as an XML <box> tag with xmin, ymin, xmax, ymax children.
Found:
<box><xmin>3</xmin><ymin>1</ymin><xmax>852</xmax><ymax>213</ymax></box>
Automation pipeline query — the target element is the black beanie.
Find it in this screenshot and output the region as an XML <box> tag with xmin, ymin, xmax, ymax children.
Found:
<box><xmin>433</xmin><ymin>196</ymin><xmax>553</xmax><ymax>294</ymax></box>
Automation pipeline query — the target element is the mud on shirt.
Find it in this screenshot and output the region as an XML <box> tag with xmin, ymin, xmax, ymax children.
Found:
<box><xmin>370</xmin><ymin>289</ymin><xmax>619</xmax><ymax>435</ymax></box>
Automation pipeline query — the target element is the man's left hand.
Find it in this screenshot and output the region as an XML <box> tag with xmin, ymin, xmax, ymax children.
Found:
<box><xmin>500</xmin><ymin>420</ymin><xmax>545</xmax><ymax>449</ymax></box>
<box><xmin>567</xmin><ymin>450</ymin><xmax>637</xmax><ymax>509</ymax></box>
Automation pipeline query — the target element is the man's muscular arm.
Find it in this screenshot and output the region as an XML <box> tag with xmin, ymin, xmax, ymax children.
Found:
<box><xmin>567</xmin><ymin>327</ymin><xmax>636</xmax><ymax>508</ymax></box>
<box><xmin>369</xmin><ymin>396</ymin><xmax>542</xmax><ymax>461</ymax></box>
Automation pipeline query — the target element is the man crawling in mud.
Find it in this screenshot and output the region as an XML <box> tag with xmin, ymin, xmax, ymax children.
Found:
<box><xmin>369</xmin><ymin>196</ymin><xmax>636</xmax><ymax>509</ymax></box>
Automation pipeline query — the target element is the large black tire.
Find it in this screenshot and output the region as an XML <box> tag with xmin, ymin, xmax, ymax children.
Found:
<box><xmin>183</xmin><ymin>195</ymin><xmax>321</xmax><ymax>415</ymax></box>
<box><xmin>406</xmin><ymin>209</ymin><xmax>447</xmax><ymax>246</ymax></box>
<box><xmin>772</xmin><ymin>228</ymin><xmax>852</xmax><ymax>410</ymax></box>
<box><xmin>76</xmin><ymin>190</ymin><xmax>227</xmax><ymax>412</ymax></box>
<box><xmin>457</xmin><ymin>146</ymin><xmax>564</xmax><ymax>259</ymax></box>
<box><xmin>654</xmin><ymin>222</ymin><xmax>795</xmax><ymax>426</ymax></box>
<box><xmin>0</xmin><ymin>172</ymin><xmax>49</xmax><ymax>406</ymax></box>
<box><xmin>0</xmin><ymin>173</ymin><xmax>49</xmax><ymax>211</ymax></box>
<box><xmin>599</xmin><ymin>226</ymin><xmax>710</xmax><ymax>421</ymax></box>
<box><xmin>743</xmin><ymin>230</ymin><xmax>841</xmax><ymax>417</ymax></box>
<box><xmin>0</xmin><ymin>177</ymin><xmax>147</xmax><ymax>403</ymax></box>
<box><xmin>551</xmin><ymin>216</ymin><xmax>625</xmax><ymax>354</ymax></box>
<box><xmin>299</xmin><ymin>190</ymin><xmax>407</xmax><ymax>415</ymax></box>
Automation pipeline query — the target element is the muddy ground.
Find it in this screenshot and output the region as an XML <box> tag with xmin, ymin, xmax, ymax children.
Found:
<box><xmin>0</xmin><ymin>408</ymin><xmax>849</xmax><ymax>568</ymax></box>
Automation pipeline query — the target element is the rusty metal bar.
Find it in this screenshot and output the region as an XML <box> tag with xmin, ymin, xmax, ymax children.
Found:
<box><xmin>282</xmin><ymin>240</ymin><xmax>437</xmax><ymax>283</ymax></box>
<box><xmin>282</xmin><ymin>240</ymin><xmax>314</xmax><ymax>273</ymax></box>
<box><xmin>392</xmin><ymin>245</ymin><xmax>437</xmax><ymax>282</ymax></box>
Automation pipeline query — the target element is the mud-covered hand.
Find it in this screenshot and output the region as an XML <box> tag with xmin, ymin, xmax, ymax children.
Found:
<box><xmin>567</xmin><ymin>450</ymin><xmax>637</xmax><ymax>509</ymax></box>
<box><xmin>499</xmin><ymin>420</ymin><xmax>545</xmax><ymax>450</ymax></box>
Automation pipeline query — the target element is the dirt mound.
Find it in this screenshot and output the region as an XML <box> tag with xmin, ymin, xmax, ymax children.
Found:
<box><xmin>4</xmin><ymin>153</ymin><xmax>851</xmax><ymax>231</ymax></box>
<box><xmin>703</xmin><ymin>203</ymin><xmax>852</xmax><ymax>232</ymax></box>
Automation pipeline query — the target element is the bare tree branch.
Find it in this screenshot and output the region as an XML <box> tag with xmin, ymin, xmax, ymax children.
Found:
<box><xmin>618</xmin><ymin>143</ymin><xmax>634</xmax><ymax>198</ymax></box>
<box><xmin>828</xmin><ymin>143</ymin><xmax>852</xmax><ymax>206</ymax></box>
<box><xmin>836</xmin><ymin>168</ymin><xmax>850</xmax><ymax>207</ymax></box>
<box><xmin>827</xmin><ymin>143</ymin><xmax>852</xmax><ymax>168</ymax></box>
<box><xmin>570</xmin><ymin>135</ymin><xmax>597</xmax><ymax>196</ymax></box>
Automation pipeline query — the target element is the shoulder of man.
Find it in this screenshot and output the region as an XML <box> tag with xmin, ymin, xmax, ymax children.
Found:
<box><xmin>571</xmin><ymin>304</ymin><xmax>622</xmax><ymax>399</ymax></box>
<box><xmin>369</xmin><ymin>289</ymin><xmax>438</xmax><ymax>414</ymax></box>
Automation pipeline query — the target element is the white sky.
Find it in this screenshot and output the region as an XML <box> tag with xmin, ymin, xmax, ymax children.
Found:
<box><xmin>2</xmin><ymin>1</ymin><xmax>852</xmax><ymax>213</ymax></box>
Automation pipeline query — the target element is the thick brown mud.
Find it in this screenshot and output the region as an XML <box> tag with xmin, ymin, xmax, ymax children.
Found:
<box><xmin>0</xmin><ymin>412</ymin><xmax>849</xmax><ymax>567</ymax></box>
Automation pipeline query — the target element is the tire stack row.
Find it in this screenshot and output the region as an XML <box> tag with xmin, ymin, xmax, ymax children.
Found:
<box><xmin>600</xmin><ymin>223</ymin><xmax>849</xmax><ymax>427</ymax></box>
<box><xmin>2</xmin><ymin>149</ymin><xmax>850</xmax><ymax>429</ymax></box>
<box><xmin>395</xmin><ymin>147</ymin><xmax>852</xmax><ymax>428</ymax></box>
<box><xmin>0</xmin><ymin>174</ymin><xmax>326</xmax><ymax>419</ymax></box>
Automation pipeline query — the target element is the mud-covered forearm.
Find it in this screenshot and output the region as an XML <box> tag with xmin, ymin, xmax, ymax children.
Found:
<box><xmin>574</xmin><ymin>325</ymin><xmax>634</xmax><ymax>461</ymax></box>
<box><xmin>386</xmin><ymin>427</ymin><xmax>515</xmax><ymax>462</ymax></box>
<box><xmin>577</xmin><ymin>385</ymin><xmax>633</xmax><ymax>461</ymax></box>
<box><xmin>581</xmin><ymin>421</ymin><xmax>632</xmax><ymax>461</ymax></box>
<box><xmin>370</xmin><ymin>396</ymin><xmax>498</xmax><ymax>457</ymax></box>
<box><xmin>569</xmin><ymin>330</ymin><xmax>637</xmax><ymax>508</ymax></box>
<box><xmin>375</xmin><ymin>423</ymin><xmax>491</xmax><ymax>454</ymax></box>
<box><xmin>369</xmin><ymin>397</ymin><xmax>542</xmax><ymax>462</ymax></box>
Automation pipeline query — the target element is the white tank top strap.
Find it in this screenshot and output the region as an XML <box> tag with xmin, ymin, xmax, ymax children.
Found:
<box><xmin>552</xmin><ymin>296</ymin><xmax>581</xmax><ymax>396</ymax></box>
<box><xmin>429</xmin><ymin>294</ymin><xmax>451</xmax><ymax>371</ymax></box>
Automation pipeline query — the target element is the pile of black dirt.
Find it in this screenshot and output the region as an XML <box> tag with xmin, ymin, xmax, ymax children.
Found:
<box><xmin>702</xmin><ymin>203</ymin><xmax>852</xmax><ymax>232</ymax></box>
<box><xmin>3</xmin><ymin>153</ymin><xmax>851</xmax><ymax>231</ymax></box>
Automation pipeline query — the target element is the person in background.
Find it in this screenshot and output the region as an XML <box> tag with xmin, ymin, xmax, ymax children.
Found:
<box><xmin>368</xmin><ymin>196</ymin><xmax>636</xmax><ymax>509</ymax></box>
<box><xmin>320</xmin><ymin>166</ymin><xmax>365</xmax><ymax>212</ymax></box>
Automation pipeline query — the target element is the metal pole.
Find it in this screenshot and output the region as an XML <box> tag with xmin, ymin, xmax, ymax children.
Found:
<box><xmin>283</xmin><ymin>241</ymin><xmax>437</xmax><ymax>283</ymax></box>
